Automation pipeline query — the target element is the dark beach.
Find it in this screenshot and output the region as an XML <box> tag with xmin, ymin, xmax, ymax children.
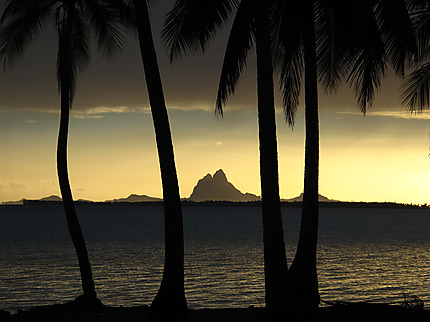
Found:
<box><xmin>2</xmin><ymin>297</ymin><xmax>429</xmax><ymax>322</ymax></box>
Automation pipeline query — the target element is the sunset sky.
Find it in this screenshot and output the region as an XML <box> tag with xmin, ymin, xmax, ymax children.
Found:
<box><xmin>0</xmin><ymin>1</ymin><xmax>429</xmax><ymax>205</ymax></box>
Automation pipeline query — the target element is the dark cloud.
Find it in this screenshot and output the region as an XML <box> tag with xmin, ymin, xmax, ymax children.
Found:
<box><xmin>0</xmin><ymin>0</ymin><xmax>406</xmax><ymax>114</ymax></box>
<box><xmin>0</xmin><ymin>0</ymin><xmax>253</xmax><ymax>113</ymax></box>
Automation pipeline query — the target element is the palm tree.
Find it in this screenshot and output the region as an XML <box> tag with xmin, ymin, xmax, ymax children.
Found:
<box><xmin>273</xmin><ymin>0</ymin><xmax>416</xmax><ymax>309</ymax></box>
<box><xmin>273</xmin><ymin>0</ymin><xmax>322</xmax><ymax>309</ymax></box>
<box><xmin>163</xmin><ymin>1</ymin><xmax>299</xmax><ymax>319</ymax></box>
<box><xmin>0</xmin><ymin>0</ymin><xmax>124</xmax><ymax>302</ymax></box>
<box><xmin>401</xmin><ymin>0</ymin><xmax>430</xmax><ymax>110</ymax></box>
<box><xmin>122</xmin><ymin>1</ymin><xmax>188</xmax><ymax>320</ymax></box>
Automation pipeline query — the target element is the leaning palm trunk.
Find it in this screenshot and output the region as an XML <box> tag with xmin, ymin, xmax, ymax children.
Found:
<box><xmin>57</xmin><ymin>94</ymin><xmax>97</xmax><ymax>300</ymax></box>
<box><xmin>289</xmin><ymin>3</ymin><xmax>320</xmax><ymax>309</ymax></box>
<box><xmin>132</xmin><ymin>1</ymin><xmax>187</xmax><ymax>320</ymax></box>
<box><xmin>57</xmin><ymin>73</ymin><xmax>97</xmax><ymax>300</ymax></box>
<box><xmin>56</xmin><ymin>11</ymin><xmax>97</xmax><ymax>301</ymax></box>
<box><xmin>254</xmin><ymin>1</ymin><xmax>297</xmax><ymax>319</ymax></box>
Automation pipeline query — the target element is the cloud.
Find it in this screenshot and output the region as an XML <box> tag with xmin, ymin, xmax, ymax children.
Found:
<box><xmin>71</xmin><ymin>106</ymin><xmax>148</xmax><ymax>119</ymax></box>
<box><xmin>1</xmin><ymin>103</ymin><xmax>239</xmax><ymax>117</ymax></box>
<box><xmin>72</xmin><ymin>104</ymin><xmax>229</xmax><ymax>118</ymax></box>
<box><xmin>168</xmin><ymin>105</ymin><xmax>214</xmax><ymax>112</ymax></box>
<box><xmin>24</xmin><ymin>120</ymin><xmax>37</xmax><ymax>124</ymax></box>
<box><xmin>338</xmin><ymin>110</ymin><xmax>430</xmax><ymax>120</ymax></box>
<box><xmin>85</xmin><ymin>106</ymin><xmax>136</xmax><ymax>114</ymax></box>
<box><xmin>72</xmin><ymin>114</ymin><xmax>104</xmax><ymax>119</ymax></box>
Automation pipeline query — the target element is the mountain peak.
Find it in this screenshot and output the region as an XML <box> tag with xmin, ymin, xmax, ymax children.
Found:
<box><xmin>40</xmin><ymin>195</ymin><xmax>62</xmax><ymax>202</ymax></box>
<box><xmin>189</xmin><ymin>169</ymin><xmax>259</xmax><ymax>202</ymax></box>
<box><xmin>282</xmin><ymin>193</ymin><xmax>337</xmax><ymax>202</ymax></box>
<box><xmin>213</xmin><ymin>169</ymin><xmax>227</xmax><ymax>181</ymax></box>
<box><xmin>201</xmin><ymin>173</ymin><xmax>212</xmax><ymax>181</ymax></box>
<box><xmin>110</xmin><ymin>194</ymin><xmax>161</xmax><ymax>203</ymax></box>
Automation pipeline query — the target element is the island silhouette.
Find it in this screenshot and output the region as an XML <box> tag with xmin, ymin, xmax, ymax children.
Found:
<box><xmin>1</xmin><ymin>169</ymin><xmax>427</xmax><ymax>209</ymax></box>
<box><xmin>189</xmin><ymin>169</ymin><xmax>260</xmax><ymax>202</ymax></box>
<box><xmin>1</xmin><ymin>169</ymin><xmax>336</xmax><ymax>204</ymax></box>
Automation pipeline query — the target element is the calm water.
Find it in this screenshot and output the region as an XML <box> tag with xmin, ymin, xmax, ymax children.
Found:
<box><xmin>0</xmin><ymin>203</ymin><xmax>429</xmax><ymax>312</ymax></box>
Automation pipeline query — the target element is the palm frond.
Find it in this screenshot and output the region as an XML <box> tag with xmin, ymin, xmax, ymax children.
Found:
<box><xmin>279</xmin><ymin>48</ymin><xmax>303</xmax><ymax>127</ymax></box>
<box><xmin>0</xmin><ymin>0</ymin><xmax>54</xmax><ymax>70</ymax></box>
<box><xmin>270</xmin><ymin>0</ymin><xmax>295</xmax><ymax>67</ymax></box>
<box><xmin>401</xmin><ymin>62</ymin><xmax>430</xmax><ymax>111</ymax></box>
<box><xmin>315</xmin><ymin>0</ymin><xmax>352</xmax><ymax>94</ymax></box>
<box><xmin>409</xmin><ymin>0</ymin><xmax>430</xmax><ymax>60</ymax></box>
<box><xmin>69</xmin><ymin>5</ymin><xmax>91</xmax><ymax>74</ymax></box>
<box><xmin>271</xmin><ymin>0</ymin><xmax>303</xmax><ymax>126</ymax></box>
<box><xmin>56</xmin><ymin>3</ymin><xmax>90</xmax><ymax>104</ymax></box>
<box><xmin>114</xmin><ymin>0</ymin><xmax>137</xmax><ymax>35</ymax></box>
<box><xmin>1</xmin><ymin>0</ymin><xmax>54</xmax><ymax>24</ymax></box>
<box><xmin>84</xmin><ymin>0</ymin><xmax>126</xmax><ymax>60</ymax></box>
<box><xmin>162</xmin><ymin>0</ymin><xmax>239</xmax><ymax>62</ymax></box>
<box><xmin>375</xmin><ymin>0</ymin><xmax>417</xmax><ymax>76</ymax></box>
<box><xmin>348</xmin><ymin>49</ymin><xmax>386</xmax><ymax>113</ymax></box>
<box><xmin>345</xmin><ymin>1</ymin><xmax>387</xmax><ymax>113</ymax></box>
<box><xmin>216</xmin><ymin>0</ymin><xmax>254</xmax><ymax>116</ymax></box>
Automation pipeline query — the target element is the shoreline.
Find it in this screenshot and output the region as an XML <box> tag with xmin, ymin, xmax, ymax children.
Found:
<box><xmin>1</xmin><ymin>199</ymin><xmax>428</xmax><ymax>209</ymax></box>
<box><xmin>2</xmin><ymin>299</ymin><xmax>429</xmax><ymax>322</ymax></box>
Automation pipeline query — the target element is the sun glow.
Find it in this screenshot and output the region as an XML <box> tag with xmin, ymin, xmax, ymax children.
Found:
<box><xmin>0</xmin><ymin>108</ymin><xmax>428</xmax><ymax>205</ymax></box>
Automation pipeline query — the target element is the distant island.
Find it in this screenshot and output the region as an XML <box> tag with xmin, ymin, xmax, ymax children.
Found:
<box><xmin>189</xmin><ymin>169</ymin><xmax>260</xmax><ymax>202</ymax></box>
<box><xmin>107</xmin><ymin>194</ymin><xmax>162</xmax><ymax>203</ymax></box>
<box><xmin>1</xmin><ymin>169</ymin><xmax>428</xmax><ymax>209</ymax></box>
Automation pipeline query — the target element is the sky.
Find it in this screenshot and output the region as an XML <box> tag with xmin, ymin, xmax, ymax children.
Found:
<box><xmin>0</xmin><ymin>1</ymin><xmax>429</xmax><ymax>205</ymax></box>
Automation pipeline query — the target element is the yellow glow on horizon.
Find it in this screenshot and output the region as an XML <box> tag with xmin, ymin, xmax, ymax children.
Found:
<box><xmin>320</xmin><ymin>137</ymin><xmax>430</xmax><ymax>204</ymax></box>
<box><xmin>1</xmin><ymin>109</ymin><xmax>428</xmax><ymax>205</ymax></box>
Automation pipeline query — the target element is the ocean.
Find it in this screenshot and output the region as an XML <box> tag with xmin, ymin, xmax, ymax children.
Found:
<box><xmin>1</xmin><ymin>203</ymin><xmax>429</xmax><ymax>312</ymax></box>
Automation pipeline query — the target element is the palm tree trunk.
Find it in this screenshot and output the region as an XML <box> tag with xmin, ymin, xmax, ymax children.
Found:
<box><xmin>254</xmin><ymin>1</ymin><xmax>298</xmax><ymax>319</ymax></box>
<box><xmin>56</xmin><ymin>11</ymin><xmax>97</xmax><ymax>301</ymax></box>
<box><xmin>132</xmin><ymin>1</ymin><xmax>187</xmax><ymax>320</ymax></box>
<box><xmin>289</xmin><ymin>1</ymin><xmax>320</xmax><ymax>309</ymax></box>
<box><xmin>57</xmin><ymin>89</ymin><xmax>97</xmax><ymax>300</ymax></box>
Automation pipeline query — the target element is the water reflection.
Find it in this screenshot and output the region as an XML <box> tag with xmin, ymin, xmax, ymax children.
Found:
<box><xmin>1</xmin><ymin>204</ymin><xmax>429</xmax><ymax>311</ymax></box>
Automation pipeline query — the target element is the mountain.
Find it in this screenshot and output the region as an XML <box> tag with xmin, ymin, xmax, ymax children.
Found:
<box><xmin>1</xmin><ymin>198</ymin><xmax>26</xmax><ymax>205</ymax></box>
<box><xmin>0</xmin><ymin>172</ymin><xmax>338</xmax><ymax>204</ymax></box>
<box><xmin>1</xmin><ymin>195</ymin><xmax>62</xmax><ymax>205</ymax></box>
<box><xmin>109</xmin><ymin>194</ymin><xmax>162</xmax><ymax>203</ymax></box>
<box><xmin>188</xmin><ymin>169</ymin><xmax>260</xmax><ymax>202</ymax></box>
<box><xmin>40</xmin><ymin>195</ymin><xmax>62</xmax><ymax>202</ymax></box>
<box><xmin>282</xmin><ymin>193</ymin><xmax>337</xmax><ymax>202</ymax></box>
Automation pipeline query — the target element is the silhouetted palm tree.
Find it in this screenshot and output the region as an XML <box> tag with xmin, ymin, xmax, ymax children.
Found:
<box><xmin>121</xmin><ymin>1</ymin><xmax>188</xmax><ymax>320</ymax></box>
<box><xmin>163</xmin><ymin>1</ymin><xmax>299</xmax><ymax>319</ymax></box>
<box><xmin>0</xmin><ymin>0</ymin><xmax>124</xmax><ymax>302</ymax></box>
<box><xmin>273</xmin><ymin>0</ymin><xmax>323</xmax><ymax>309</ymax></box>
<box><xmin>273</xmin><ymin>0</ymin><xmax>416</xmax><ymax>309</ymax></box>
<box><xmin>401</xmin><ymin>0</ymin><xmax>430</xmax><ymax>110</ymax></box>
